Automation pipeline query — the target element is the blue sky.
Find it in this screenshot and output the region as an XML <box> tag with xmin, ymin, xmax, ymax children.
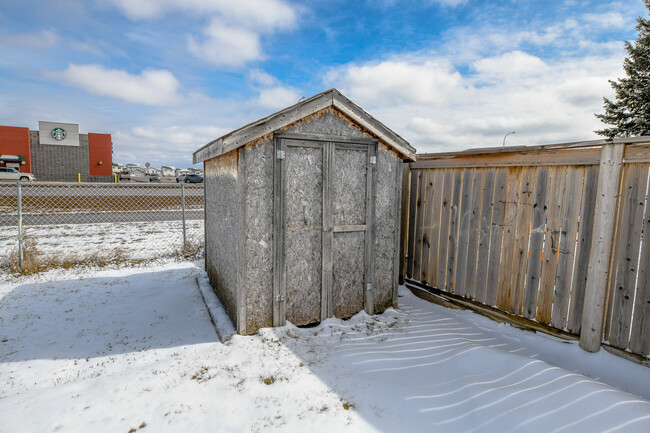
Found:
<box><xmin>0</xmin><ymin>0</ymin><xmax>645</xmax><ymax>168</ymax></box>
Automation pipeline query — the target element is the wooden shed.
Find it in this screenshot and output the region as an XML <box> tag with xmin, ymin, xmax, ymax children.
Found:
<box><xmin>193</xmin><ymin>89</ymin><xmax>416</xmax><ymax>335</ymax></box>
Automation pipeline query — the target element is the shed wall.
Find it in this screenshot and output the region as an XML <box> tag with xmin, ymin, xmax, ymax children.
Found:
<box><xmin>374</xmin><ymin>143</ymin><xmax>401</xmax><ymax>311</ymax></box>
<box><xmin>239</xmin><ymin>108</ymin><xmax>400</xmax><ymax>333</ymax></box>
<box><xmin>204</xmin><ymin>151</ymin><xmax>240</xmax><ymax>324</ymax></box>
<box><xmin>243</xmin><ymin>139</ymin><xmax>275</xmax><ymax>332</ymax></box>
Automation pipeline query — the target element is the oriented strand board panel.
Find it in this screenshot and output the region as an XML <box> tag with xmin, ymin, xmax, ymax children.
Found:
<box><xmin>374</xmin><ymin>144</ymin><xmax>401</xmax><ymax>312</ymax></box>
<box><xmin>333</xmin><ymin>232</ymin><xmax>366</xmax><ymax>317</ymax></box>
<box><xmin>333</xmin><ymin>148</ymin><xmax>367</xmax><ymax>225</ymax></box>
<box><xmin>284</xmin><ymin>144</ymin><xmax>324</xmax><ymax>326</ymax></box>
<box><xmin>244</xmin><ymin>139</ymin><xmax>275</xmax><ymax>332</ymax></box>
<box><xmin>204</xmin><ymin>150</ymin><xmax>240</xmax><ymax>325</ymax></box>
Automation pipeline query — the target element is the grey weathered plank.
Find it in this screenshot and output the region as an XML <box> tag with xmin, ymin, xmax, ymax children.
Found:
<box><xmin>436</xmin><ymin>169</ymin><xmax>454</xmax><ymax>289</ymax></box>
<box><xmin>446</xmin><ymin>169</ymin><xmax>464</xmax><ymax>293</ymax></box>
<box><xmin>579</xmin><ymin>144</ymin><xmax>625</xmax><ymax>352</ymax></box>
<box><xmin>393</xmin><ymin>161</ymin><xmax>404</xmax><ymax>307</ymax></box>
<box><xmin>474</xmin><ymin>169</ymin><xmax>495</xmax><ymax>303</ymax></box>
<box><xmin>550</xmin><ymin>166</ymin><xmax>584</xmax><ymax>330</ymax></box>
<box><xmin>524</xmin><ymin>166</ymin><xmax>549</xmax><ymax>319</ymax></box>
<box><xmin>511</xmin><ymin>167</ymin><xmax>536</xmax><ymax>315</ymax></box>
<box><xmin>364</xmin><ymin>144</ymin><xmax>377</xmax><ymax>314</ymax></box>
<box><xmin>420</xmin><ymin>169</ymin><xmax>437</xmax><ymax>284</ymax></box>
<box><xmin>406</xmin><ymin>170</ymin><xmax>419</xmax><ymax>278</ymax></box>
<box><xmin>485</xmin><ymin>168</ymin><xmax>508</xmax><ymax>307</ymax></box>
<box><xmin>536</xmin><ymin>165</ymin><xmax>568</xmax><ymax>325</ymax></box>
<box><xmin>399</xmin><ymin>164</ymin><xmax>410</xmax><ymax>285</ymax></box>
<box><xmin>567</xmin><ymin>165</ymin><xmax>599</xmax><ymax>334</ymax></box>
<box><xmin>412</xmin><ymin>170</ymin><xmax>427</xmax><ymax>282</ymax></box>
<box><xmin>606</xmin><ymin>163</ymin><xmax>648</xmax><ymax>349</ymax></box>
<box><xmin>276</xmin><ymin>131</ymin><xmax>378</xmax><ymax>145</ymax></box>
<box><xmin>462</xmin><ymin>169</ymin><xmax>483</xmax><ymax>299</ymax></box>
<box><xmin>496</xmin><ymin>166</ymin><xmax>522</xmax><ymax>311</ymax></box>
<box><xmin>272</xmin><ymin>137</ymin><xmax>286</xmax><ymax>326</ymax></box>
<box><xmin>237</xmin><ymin>146</ymin><xmax>248</xmax><ymax>334</ymax></box>
<box><xmin>453</xmin><ymin>169</ymin><xmax>474</xmax><ymax>297</ymax></box>
<box><xmin>321</xmin><ymin>142</ymin><xmax>333</xmax><ymax>319</ymax></box>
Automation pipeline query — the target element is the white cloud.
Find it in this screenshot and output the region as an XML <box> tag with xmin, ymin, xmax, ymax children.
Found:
<box><xmin>105</xmin><ymin>0</ymin><xmax>299</xmax><ymax>67</ymax></box>
<box><xmin>248</xmin><ymin>69</ymin><xmax>300</xmax><ymax>110</ymax></box>
<box><xmin>326</xmin><ymin>59</ymin><xmax>465</xmax><ymax>107</ymax></box>
<box><xmin>54</xmin><ymin>64</ymin><xmax>181</xmax><ymax>106</ymax></box>
<box><xmin>187</xmin><ymin>19</ymin><xmax>263</xmax><ymax>67</ymax></box>
<box><xmin>326</xmin><ymin>50</ymin><xmax>625</xmax><ymax>153</ymax></box>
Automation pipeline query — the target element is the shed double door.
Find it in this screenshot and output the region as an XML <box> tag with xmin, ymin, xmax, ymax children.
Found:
<box><xmin>273</xmin><ymin>132</ymin><xmax>377</xmax><ymax>326</ymax></box>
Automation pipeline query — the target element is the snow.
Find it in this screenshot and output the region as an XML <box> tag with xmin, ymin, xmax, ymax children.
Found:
<box><xmin>1</xmin><ymin>261</ymin><xmax>649</xmax><ymax>432</ymax></box>
<box><xmin>0</xmin><ymin>220</ymin><xmax>204</xmax><ymax>267</ymax></box>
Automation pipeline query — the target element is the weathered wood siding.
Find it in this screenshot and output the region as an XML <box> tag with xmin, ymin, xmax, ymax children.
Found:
<box><xmin>404</xmin><ymin>143</ymin><xmax>650</xmax><ymax>359</ymax></box>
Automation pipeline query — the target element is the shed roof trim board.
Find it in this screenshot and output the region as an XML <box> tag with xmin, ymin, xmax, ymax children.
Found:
<box><xmin>193</xmin><ymin>89</ymin><xmax>416</xmax><ymax>164</ymax></box>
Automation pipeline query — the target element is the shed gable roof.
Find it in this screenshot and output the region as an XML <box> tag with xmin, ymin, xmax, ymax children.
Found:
<box><xmin>193</xmin><ymin>89</ymin><xmax>416</xmax><ymax>164</ymax></box>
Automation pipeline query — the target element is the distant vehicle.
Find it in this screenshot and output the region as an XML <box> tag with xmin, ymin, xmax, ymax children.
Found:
<box><xmin>176</xmin><ymin>173</ymin><xmax>203</xmax><ymax>183</ymax></box>
<box><xmin>119</xmin><ymin>170</ymin><xmax>130</xmax><ymax>180</ymax></box>
<box><xmin>0</xmin><ymin>167</ymin><xmax>36</xmax><ymax>181</ymax></box>
<box><xmin>147</xmin><ymin>172</ymin><xmax>161</xmax><ymax>182</ymax></box>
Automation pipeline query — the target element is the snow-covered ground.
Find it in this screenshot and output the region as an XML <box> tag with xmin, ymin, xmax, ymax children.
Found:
<box><xmin>1</xmin><ymin>261</ymin><xmax>649</xmax><ymax>433</ymax></box>
<box><xmin>0</xmin><ymin>220</ymin><xmax>204</xmax><ymax>268</ymax></box>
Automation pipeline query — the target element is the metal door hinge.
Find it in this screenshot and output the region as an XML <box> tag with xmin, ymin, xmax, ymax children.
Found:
<box><xmin>275</xmin><ymin>294</ymin><xmax>285</xmax><ymax>302</ymax></box>
<box><xmin>369</xmin><ymin>156</ymin><xmax>377</xmax><ymax>164</ymax></box>
<box><xmin>276</xmin><ymin>150</ymin><xmax>285</xmax><ymax>160</ymax></box>
<box><xmin>366</xmin><ymin>283</ymin><xmax>373</xmax><ymax>291</ymax></box>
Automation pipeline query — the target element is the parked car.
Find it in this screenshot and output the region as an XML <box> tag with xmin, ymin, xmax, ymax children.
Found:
<box><xmin>176</xmin><ymin>173</ymin><xmax>203</xmax><ymax>183</ymax></box>
<box><xmin>0</xmin><ymin>167</ymin><xmax>36</xmax><ymax>181</ymax></box>
<box><xmin>147</xmin><ymin>172</ymin><xmax>161</xmax><ymax>182</ymax></box>
<box><xmin>119</xmin><ymin>170</ymin><xmax>131</xmax><ymax>180</ymax></box>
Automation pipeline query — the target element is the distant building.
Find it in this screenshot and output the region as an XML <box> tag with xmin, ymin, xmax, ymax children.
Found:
<box><xmin>0</xmin><ymin>121</ymin><xmax>113</xmax><ymax>182</ymax></box>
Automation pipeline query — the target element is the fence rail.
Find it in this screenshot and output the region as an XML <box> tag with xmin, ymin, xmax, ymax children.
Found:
<box><xmin>0</xmin><ymin>181</ymin><xmax>204</xmax><ymax>273</ymax></box>
<box><xmin>402</xmin><ymin>140</ymin><xmax>650</xmax><ymax>359</ymax></box>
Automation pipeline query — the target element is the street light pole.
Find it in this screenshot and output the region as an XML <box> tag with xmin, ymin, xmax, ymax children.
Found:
<box><xmin>503</xmin><ymin>131</ymin><xmax>515</xmax><ymax>148</ymax></box>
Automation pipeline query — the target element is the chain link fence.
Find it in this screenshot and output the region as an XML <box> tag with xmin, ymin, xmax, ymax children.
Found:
<box><xmin>0</xmin><ymin>181</ymin><xmax>204</xmax><ymax>274</ymax></box>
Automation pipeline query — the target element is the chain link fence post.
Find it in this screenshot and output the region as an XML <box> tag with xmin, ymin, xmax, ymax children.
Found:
<box><xmin>181</xmin><ymin>183</ymin><xmax>187</xmax><ymax>255</ymax></box>
<box><xmin>17</xmin><ymin>181</ymin><xmax>24</xmax><ymax>271</ymax></box>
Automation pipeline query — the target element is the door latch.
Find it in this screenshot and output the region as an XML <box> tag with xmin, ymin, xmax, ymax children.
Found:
<box><xmin>275</xmin><ymin>294</ymin><xmax>285</xmax><ymax>302</ymax></box>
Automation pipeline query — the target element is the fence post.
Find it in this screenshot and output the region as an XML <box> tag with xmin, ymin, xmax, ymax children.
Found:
<box><xmin>181</xmin><ymin>183</ymin><xmax>187</xmax><ymax>255</ymax></box>
<box><xmin>17</xmin><ymin>181</ymin><xmax>24</xmax><ymax>271</ymax></box>
<box><xmin>579</xmin><ymin>143</ymin><xmax>625</xmax><ymax>353</ymax></box>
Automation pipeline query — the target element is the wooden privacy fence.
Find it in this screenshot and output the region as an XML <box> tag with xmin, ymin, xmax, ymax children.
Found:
<box><xmin>401</xmin><ymin>138</ymin><xmax>650</xmax><ymax>359</ymax></box>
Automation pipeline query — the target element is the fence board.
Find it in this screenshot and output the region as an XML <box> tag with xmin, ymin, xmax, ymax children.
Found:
<box><xmin>511</xmin><ymin>167</ymin><xmax>536</xmax><ymax>315</ymax></box>
<box><xmin>406</xmin><ymin>171</ymin><xmax>419</xmax><ymax>278</ymax></box>
<box><xmin>536</xmin><ymin>165</ymin><xmax>568</xmax><ymax>325</ymax></box>
<box><xmin>420</xmin><ymin>171</ymin><xmax>436</xmax><ymax>284</ymax></box>
<box><xmin>567</xmin><ymin>165</ymin><xmax>599</xmax><ymax>334</ymax></box>
<box><xmin>446</xmin><ymin>169</ymin><xmax>464</xmax><ymax>293</ymax></box>
<box><xmin>524</xmin><ymin>167</ymin><xmax>549</xmax><ymax>318</ymax></box>
<box><xmin>630</xmin><ymin>187</ymin><xmax>650</xmax><ymax>355</ymax></box>
<box><xmin>485</xmin><ymin>168</ymin><xmax>508</xmax><ymax>307</ymax></box>
<box><xmin>453</xmin><ymin>170</ymin><xmax>474</xmax><ymax>297</ymax></box>
<box><xmin>399</xmin><ymin>166</ymin><xmax>410</xmax><ymax>284</ymax></box>
<box><xmin>412</xmin><ymin>171</ymin><xmax>426</xmax><ymax>281</ymax></box>
<box><xmin>551</xmin><ymin>166</ymin><xmax>584</xmax><ymax>330</ymax></box>
<box><xmin>475</xmin><ymin>169</ymin><xmax>495</xmax><ymax>303</ymax></box>
<box><xmin>496</xmin><ymin>167</ymin><xmax>522</xmax><ymax>311</ymax></box>
<box><xmin>427</xmin><ymin>170</ymin><xmax>444</xmax><ymax>288</ymax></box>
<box><xmin>463</xmin><ymin>169</ymin><xmax>483</xmax><ymax>299</ymax></box>
<box><xmin>606</xmin><ymin>164</ymin><xmax>648</xmax><ymax>349</ymax></box>
<box><xmin>436</xmin><ymin>169</ymin><xmax>454</xmax><ymax>289</ymax></box>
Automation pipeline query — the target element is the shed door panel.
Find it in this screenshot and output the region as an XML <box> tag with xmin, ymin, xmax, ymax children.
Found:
<box><xmin>331</xmin><ymin>146</ymin><xmax>369</xmax><ymax>317</ymax></box>
<box><xmin>284</xmin><ymin>144</ymin><xmax>323</xmax><ymax>326</ymax></box>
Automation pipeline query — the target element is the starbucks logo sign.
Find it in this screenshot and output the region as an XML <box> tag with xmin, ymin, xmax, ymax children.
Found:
<box><xmin>51</xmin><ymin>127</ymin><xmax>66</xmax><ymax>141</ymax></box>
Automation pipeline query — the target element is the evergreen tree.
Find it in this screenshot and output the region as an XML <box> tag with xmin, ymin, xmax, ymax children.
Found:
<box><xmin>596</xmin><ymin>0</ymin><xmax>650</xmax><ymax>138</ymax></box>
